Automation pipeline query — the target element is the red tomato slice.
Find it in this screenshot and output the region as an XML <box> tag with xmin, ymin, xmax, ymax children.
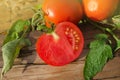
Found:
<box><xmin>36</xmin><ymin>22</ymin><xmax>84</xmax><ymax>66</ymax></box>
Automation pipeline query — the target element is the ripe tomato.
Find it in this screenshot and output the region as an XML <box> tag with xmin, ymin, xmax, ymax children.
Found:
<box><xmin>36</xmin><ymin>22</ymin><xmax>84</xmax><ymax>66</ymax></box>
<box><xmin>83</xmin><ymin>0</ymin><xmax>119</xmax><ymax>21</ymax></box>
<box><xmin>42</xmin><ymin>0</ymin><xmax>83</xmax><ymax>27</ymax></box>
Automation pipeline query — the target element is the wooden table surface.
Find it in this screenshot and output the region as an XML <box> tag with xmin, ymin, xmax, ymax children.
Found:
<box><xmin>0</xmin><ymin>23</ymin><xmax>120</xmax><ymax>80</ymax></box>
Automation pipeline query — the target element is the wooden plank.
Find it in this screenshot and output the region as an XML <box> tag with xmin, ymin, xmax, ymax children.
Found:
<box><xmin>94</xmin><ymin>57</ymin><xmax>120</xmax><ymax>80</ymax></box>
<box><xmin>0</xmin><ymin>57</ymin><xmax>120</xmax><ymax>80</ymax></box>
<box><xmin>102</xmin><ymin>77</ymin><xmax>120</xmax><ymax>80</ymax></box>
<box><xmin>1</xmin><ymin>63</ymin><xmax>85</xmax><ymax>80</ymax></box>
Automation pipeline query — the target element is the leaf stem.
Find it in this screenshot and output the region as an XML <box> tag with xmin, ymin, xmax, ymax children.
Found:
<box><xmin>105</xmin><ymin>28</ymin><xmax>119</xmax><ymax>41</ymax></box>
<box><xmin>86</xmin><ymin>19</ymin><xmax>119</xmax><ymax>41</ymax></box>
<box><xmin>86</xmin><ymin>19</ymin><xmax>106</xmax><ymax>32</ymax></box>
<box><xmin>31</xmin><ymin>9</ymin><xmax>45</xmax><ymax>31</ymax></box>
<box><xmin>21</xmin><ymin>22</ymin><xmax>30</xmax><ymax>39</ymax></box>
<box><xmin>86</xmin><ymin>18</ymin><xmax>120</xmax><ymax>51</ymax></box>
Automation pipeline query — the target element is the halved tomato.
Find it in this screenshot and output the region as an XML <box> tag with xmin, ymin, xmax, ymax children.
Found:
<box><xmin>36</xmin><ymin>22</ymin><xmax>84</xmax><ymax>66</ymax></box>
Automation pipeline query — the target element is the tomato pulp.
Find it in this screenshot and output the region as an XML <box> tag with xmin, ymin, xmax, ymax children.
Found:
<box><xmin>83</xmin><ymin>0</ymin><xmax>119</xmax><ymax>21</ymax></box>
<box><xmin>36</xmin><ymin>22</ymin><xmax>84</xmax><ymax>66</ymax></box>
<box><xmin>42</xmin><ymin>0</ymin><xmax>83</xmax><ymax>27</ymax></box>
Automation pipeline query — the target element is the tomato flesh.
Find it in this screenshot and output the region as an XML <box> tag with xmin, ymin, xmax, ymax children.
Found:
<box><xmin>83</xmin><ymin>0</ymin><xmax>119</xmax><ymax>21</ymax></box>
<box><xmin>42</xmin><ymin>0</ymin><xmax>83</xmax><ymax>27</ymax></box>
<box><xmin>36</xmin><ymin>22</ymin><xmax>84</xmax><ymax>66</ymax></box>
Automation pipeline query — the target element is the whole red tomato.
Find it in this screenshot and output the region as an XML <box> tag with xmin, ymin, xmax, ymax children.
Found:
<box><xmin>42</xmin><ymin>0</ymin><xmax>83</xmax><ymax>27</ymax></box>
<box><xmin>83</xmin><ymin>0</ymin><xmax>119</xmax><ymax>21</ymax></box>
<box><xmin>36</xmin><ymin>22</ymin><xmax>84</xmax><ymax>66</ymax></box>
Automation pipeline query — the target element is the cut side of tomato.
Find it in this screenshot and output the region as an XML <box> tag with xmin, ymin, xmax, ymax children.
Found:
<box><xmin>36</xmin><ymin>22</ymin><xmax>84</xmax><ymax>66</ymax></box>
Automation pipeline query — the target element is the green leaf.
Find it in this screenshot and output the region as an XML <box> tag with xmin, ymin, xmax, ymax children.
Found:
<box><xmin>112</xmin><ymin>15</ymin><xmax>120</xmax><ymax>29</ymax></box>
<box><xmin>115</xmin><ymin>40</ymin><xmax>120</xmax><ymax>51</ymax></box>
<box><xmin>1</xmin><ymin>38</ymin><xmax>31</xmax><ymax>76</ymax></box>
<box><xmin>3</xmin><ymin>20</ymin><xmax>30</xmax><ymax>45</ymax></box>
<box><xmin>95</xmin><ymin>33</ymin><xmax>108</xmax><ymax>40</ymax></box>
<box><xmin>105</xmin><ymin>28</ymin><xmax>120</xmax><ymax>51</ymax></box>
<box><xmin>84</xmin><ymin>34</ymin><xmax>113</xmax><ymax>80</ymax></box>
<box><xmin>1</xmin><ymin>19</ymin><xmax>31</xmax><ymax>79</ymax></box>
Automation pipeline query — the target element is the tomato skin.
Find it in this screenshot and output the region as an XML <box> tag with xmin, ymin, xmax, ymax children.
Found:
<box><xmin>83</xmin><ymin>0</ymin><xmax>119</xmax><ymax>21</ymax></box>
<box><xmin>42</xmin><ymin>0</ymin><xmax>83</xmax><ymax>27</ymax></box>
<box><xmin>36</xmin><ymin>22</ymin><xmax>84</xmax><ymax>66</ymax></box>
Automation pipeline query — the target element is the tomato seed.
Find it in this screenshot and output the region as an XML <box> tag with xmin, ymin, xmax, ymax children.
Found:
<box><xmin>70</xmin><ymin>29</ymin><xmax>73</xmax><ymax>32</ymax></box>
<box><xmin>73</xmin><ymin>31</ymin><xmax>76</xmax><ymax>34</ymax></box>
<box><xmin>75</xmin><ymin>46</ymin><xmax>79</xmax><ymax>50</ymax></box>
<box><xmin>76</xmin><ymin>37</ymin><xmax>80</xmax><ymax>40</ymax></box>
<box><xmin>75</xmin><ymin>40</ymin><xmax>79</xmax><ymax>43</ymax></box>
<box><xmin>75</xmin><ymin>34</ymin><xmax>78</xmax><ymax>37</ymax></box>
<box><xmin>65</xmin><ymin>31</ymin><xmax>69</xmax><ymax>35</ymax></box>
<box><xmin>66</xmin><ymin>28</ymin><xmax>70</xmax><ymax>31</ymax></box>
